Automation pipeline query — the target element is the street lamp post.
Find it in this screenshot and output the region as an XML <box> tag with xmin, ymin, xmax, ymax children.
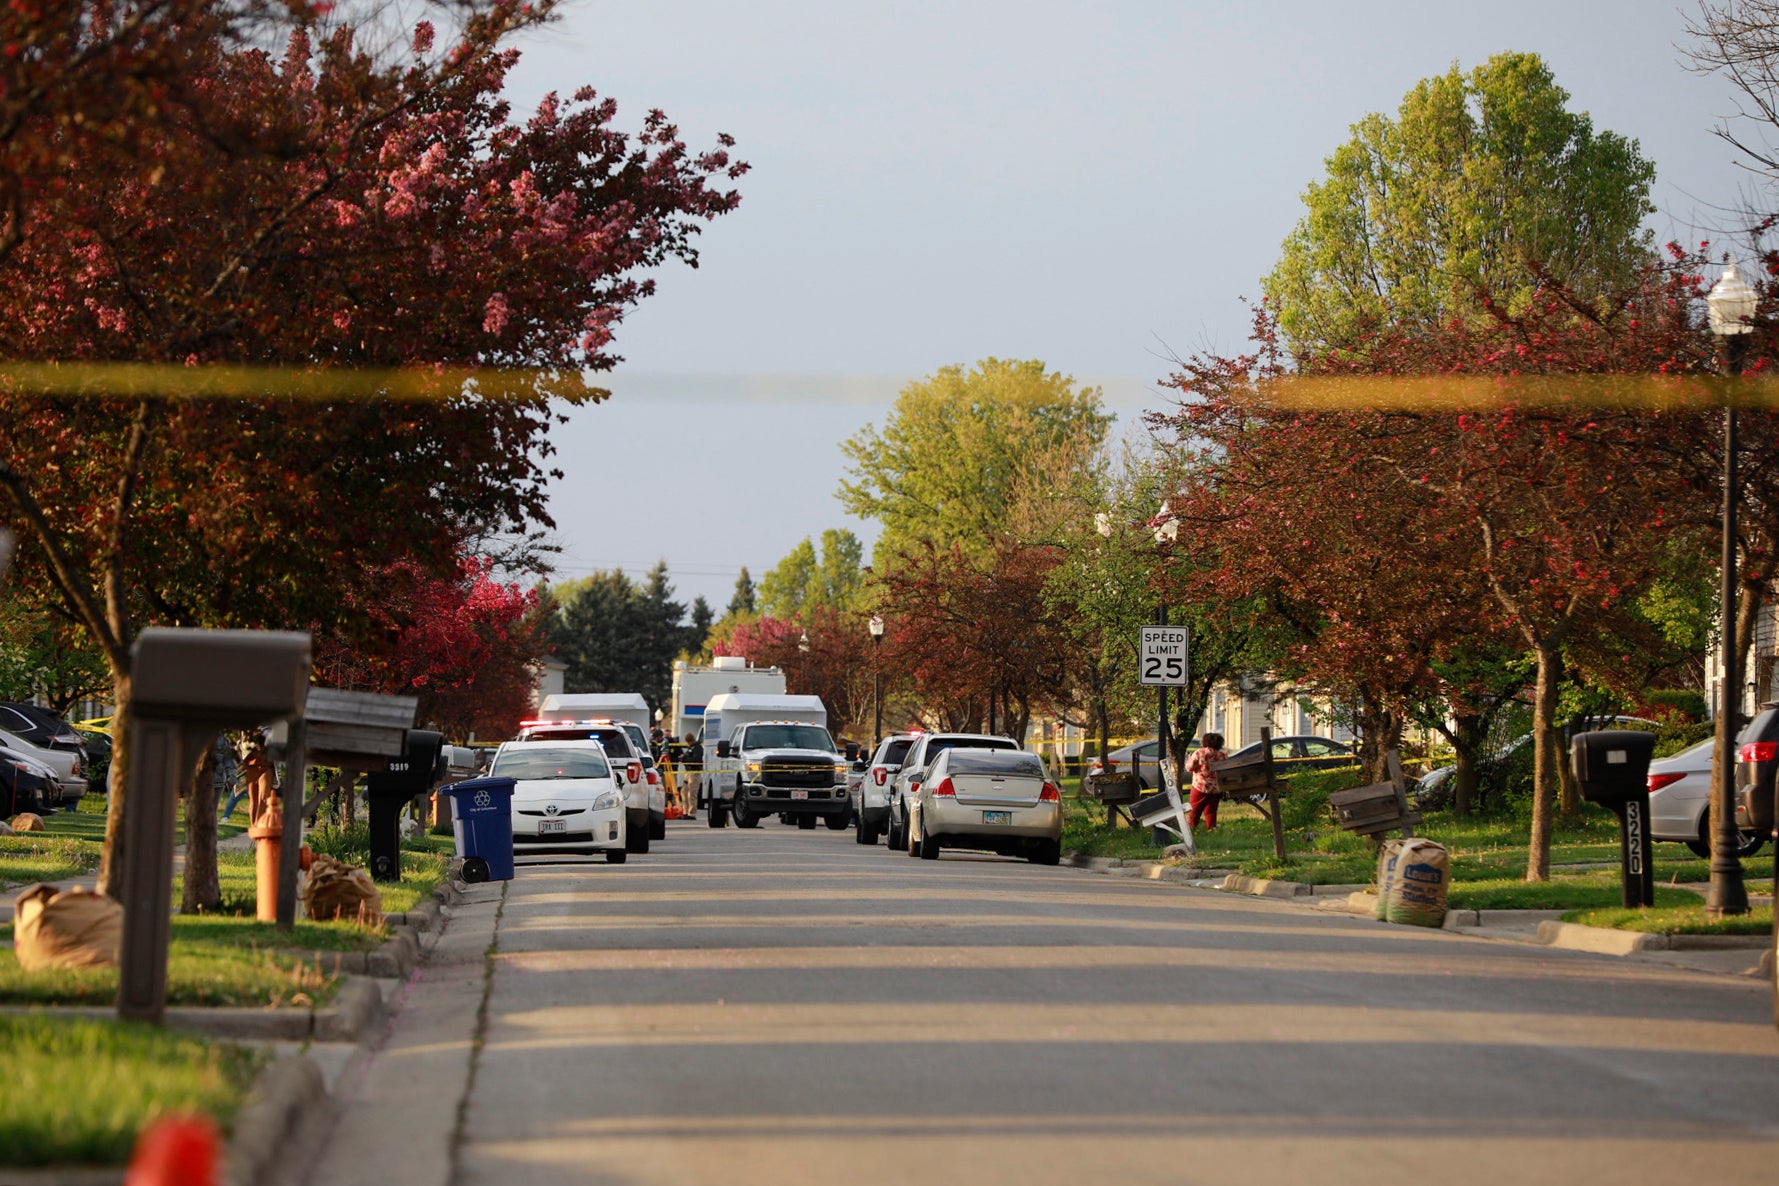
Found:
<box><xmin>1706</xmin><ymin>259</ymin><xmax>1756</xmax><ymax>919</ymax></box>
<box><xmin>868</xmin><ymin>615</ymin><xmax>885</xmax><ymax>746</ymax></box>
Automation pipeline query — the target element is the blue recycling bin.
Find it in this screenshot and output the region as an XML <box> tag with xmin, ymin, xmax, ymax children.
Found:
<box><xmin>442</xmin><ymin>776</ymin><xmax>516</xmax><ymax>882</ymax></box>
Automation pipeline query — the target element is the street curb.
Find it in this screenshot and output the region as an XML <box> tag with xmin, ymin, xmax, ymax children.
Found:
<box><xmin>224</xmin><ymin>1054</ymin><xmax>326</xmax><ymax>1186</ymax></box>
<box><xmin>1219</xmin><ymin>873</ymin><xmax>1313</xmax><ymax>898</ymax></box>
<box><xmin>1535</xmin><ymin>919</ymin><xmax>1770</xmax><ymax>953</ymax></box>
<box><xmin>1065</xmin><ymin>854</ymin><xmax>1238</xmax><ymax>884</ymax></box>
<box><xmin>0</xmin><ymin>973</ymin><xmax>387</xmax><ymax>1042</ymax></box>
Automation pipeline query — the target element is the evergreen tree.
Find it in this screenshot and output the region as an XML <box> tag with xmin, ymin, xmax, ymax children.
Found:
<box><xmin>727</xmin><ymin>567</ymin><xmax>757</xmax><ymax>616</ymax></box>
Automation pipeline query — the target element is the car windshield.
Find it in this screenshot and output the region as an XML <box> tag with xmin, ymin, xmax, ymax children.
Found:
<box><xmin>526</xmin><ymin>726</ymin><xmax>632</xmax><ymax>757</ymax></box>
<box><xmin>879</xmin><ymin>738</ymin><xmax>914</xmax><ymax>765</ymax></box>
<box><xmin>946</xmin><ymin>749</ymin><xmax>1044</xmax><ymax>777</ymax></box>
<box><xmin>744</xmin><ymin>724</ymin><xmax>835</xmax><ymax>751</ymax></box>
<box><xmin>925</xmin><ymin>737</ymin><xmax>1016</xmax><ymax>760</ymax></box>
<box><xmin>491</xmin><ymin>748</ymin><xmax>612</xmax><ymax>781</ymax></box>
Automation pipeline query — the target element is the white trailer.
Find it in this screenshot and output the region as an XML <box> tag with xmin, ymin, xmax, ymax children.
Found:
<box><xmin>669</xmin><ymin>658</ymin><xmax>786</xmax><ymax>743</ymax></box>
<box><xmin>537</xmin><ymin>692</ymin><xmax>651</xmax><ymax>732</ymax></box>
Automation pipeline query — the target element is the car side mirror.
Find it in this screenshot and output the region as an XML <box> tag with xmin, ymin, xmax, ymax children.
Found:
<box><xmin>851</xmin><ymin>760</ymin><xmax>867</xmax><ymax>772</ymax></box>
<box><xmin>716</xmin><ymin>740</ymin><xmax>732</xmax><ymax>758</ymax></box>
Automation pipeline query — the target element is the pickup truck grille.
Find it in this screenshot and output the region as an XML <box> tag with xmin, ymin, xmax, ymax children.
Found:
<box><xmin>759</xmin><ymin>760</ymin><xmax>837</xmax><ymax>788</ymax></box>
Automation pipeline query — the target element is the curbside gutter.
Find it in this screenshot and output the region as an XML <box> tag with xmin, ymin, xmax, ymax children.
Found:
<box><xmin>1536</xmin><ymin>919</ymin><xmax>1770</xmax><ymax>954</ymax></box>
<box><xmin>224</xmin><ymin>1055</ymin><xmax>327</xmax><ymax>1186</ymax></box>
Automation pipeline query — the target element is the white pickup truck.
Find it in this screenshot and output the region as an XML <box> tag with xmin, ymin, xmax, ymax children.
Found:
<box><xmin>701</xmin><ymin>694</ymin><xmax>848</xmax><ymax>830</ymax></box>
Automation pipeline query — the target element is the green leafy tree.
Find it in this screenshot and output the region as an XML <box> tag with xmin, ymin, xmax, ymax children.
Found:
<box><xmin>1264</xmin><ymin>51</ymin><xmax>1657</xmax><ymax>358</ymax></box>
<box><xmin>759</xmin><ymin>529</ymin><xmax>866</xmax><ymax>618</ymax></box>
<box><xmin>840</xmin><ymin>359</ymin><xmax>1111</xmax><ymax>565</ymax></box>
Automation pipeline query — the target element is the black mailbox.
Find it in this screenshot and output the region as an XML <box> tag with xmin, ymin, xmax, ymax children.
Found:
<box><xmin>365</xmin><ymin>730</ymin><xmax>446</xmax><ymax>883</ymax></box>
<box><xmin>1571</xmin><ymin>730</ymin><xmax>1656</xmax><ymax>907</ymax></box>
<box><xmin>1572</xmin><ymin>731</ymin><xmax>1656</xmax><ymax>804</ymax></box>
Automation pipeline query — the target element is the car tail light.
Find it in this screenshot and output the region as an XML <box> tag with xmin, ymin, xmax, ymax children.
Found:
<box><xmin>1040</xmin><ymin>782</ymin><xmax>1060</xmax><ymax>802</ymax></box>
<box><xmin>1738</xmin><ymin>742</ymin><xmax>1776</xmax><ymax>764</ymax></box>
<box><xmin>627</xmin><ymin>761</ymin><xmax>642</xmax><ymax>783</ymax></box>
<box><xmin>646</xmin><ymin>769</ymin><xmax>659</xmax><ymax>786</ymax></box>
<box><xmin>873</xmin><ymin>768</ymin><xmax>887</xmax><ymax>786</ymax></box>
<box><xmin>932</xmin><ymin>778</ymin><xmax>955</xmax><ymax>797</ymax></box>
<box><xmin>1647</xmin><ymin>772</ymin><xmax>1685</xmax><ymax>793</ymax></box>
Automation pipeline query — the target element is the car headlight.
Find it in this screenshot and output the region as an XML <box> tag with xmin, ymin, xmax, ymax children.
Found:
<box><xmin>832</xmin><ymin>764</ymin><xmax>848</xmax><ymax>778</ymax></box>
<box><xmin>745</xmin><ymin>761</ymin><xmax>762</xmax><ymax>775</ymax></box>
<box><xmin>591</xmin><ymin>791</ymin><xmax>620</xmax><ymax>811</ymax></box>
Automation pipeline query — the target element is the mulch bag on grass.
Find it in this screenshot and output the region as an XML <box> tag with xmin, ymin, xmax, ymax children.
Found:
<box><xmin>12</xmin><ymin>883</ymin><xmax>122</xmax><ymax>971</ymax></box>
<box><xmin>302</xmin><ymin>855</ymin><xmax>383</xmax><ymax>924</ymax></box>
<box><xmin>1377</xmin><ymin>838</ymin><xmax>1450</xmax><ymax>927</ymax></box>
<box><xmin>10</xmin><ymin>812</ymin><xmax>44</xmax><ymax>832</ymax></box>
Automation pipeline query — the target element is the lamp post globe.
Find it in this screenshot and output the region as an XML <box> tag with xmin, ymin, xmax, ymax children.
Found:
<box><xmin>1706</xmin><ymin>258</ymin><xmax>1756</xmax><ymax>919</ymax></box>
<box><xmin>867</xmin><ymin>616</ymin><xmax>885</xmax><ymax>745</ymax></box>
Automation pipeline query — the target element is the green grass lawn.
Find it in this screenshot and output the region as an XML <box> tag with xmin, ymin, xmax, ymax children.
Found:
<box><xmin>1063</xmin><ymin>768</ymin><xmax>1772</xmax><ymax>911</ymax></box>
<box><xmin>0</xmin><ymin>917</ymin><xmax>338</xmax><ymax>1007</ymax></box>
<box><xmin>0</xmin><ymin>1014</ymin><xmax>264</xmax><ymax>1167</ymax></box>
<box><xmin>1563</xmin><ymin>903</ymin><xmax>1776</xmax><ymax>935</ymax></box>
<box><xmin>0</xmin><ymin>833</ymin><xmax>96</xmax><ymax>885</ymax></box>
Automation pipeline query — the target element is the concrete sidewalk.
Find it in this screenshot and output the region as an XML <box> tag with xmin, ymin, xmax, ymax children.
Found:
<box><xmin>283</xmin><ymin>880</ymin><xmax>505</xmax><ymax>1186</ymax></box>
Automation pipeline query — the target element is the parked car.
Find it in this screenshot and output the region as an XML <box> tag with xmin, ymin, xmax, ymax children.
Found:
<box><xmin>487</xmin><ymin>741</ymin><xmax>628</xmax><ymax>863</ymax></box>
<box><xmin>1648</xmin><ymin>736</ymin><xmax>1765</xmax><ymax>858</ymax></box>
<box><xmin>1089</xmin><ymin>739</ymin><xmax>1162</xmax><ymax>790</ymax></box>
<box><xmin>72</xmin><ymin>721</ymin><xmax>112</xmax><ymax>794</ymax></box>
<box><xmin>1416</xmin><ymin>716</ymin><xmax>1657</xmax><ymax>809</ymax></box>
<box><xmin>1735</xmin><ymin>704</ymin><xmax>1779</xmax><ymax>844</ymax></box>
<box><xmin>849</xmin><ymin>731</ymin><xmax>920</xmax><ymax>845</ymax></box>
<box><xmin>885</xmin><ymin>732</ymin><xmax>1020</xmax><ymax>851</ymax></box>
<box><xmin>513</xmin><ymin>718</ymin><xmax>653</xmax><ymax>854</ymax></box>
<box><xmin>0</xmin><ymin>741</ymin><xmax>57</xmax><ymax>816</ymax></box>
<box><xmin>1224</xmin><ymin>735</ymin><xmax>1356</xmax><ymax>772</ymax></box>
<box><xmin>0</xmin><ymin>725</ymin><xmax>85</xmax><ymax>804</ymax></box>
<box><xmin>612</xmin><ymin>719</ymin><xmax>669</xmax><ymax>840</ymax></box>
<box><xmin>905</xmin><ymin>746</ymin><xmax>1062</xmax><ymax>865</ymax></box>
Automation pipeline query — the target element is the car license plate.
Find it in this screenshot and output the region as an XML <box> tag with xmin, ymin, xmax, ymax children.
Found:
<box><xmin>538</xmin><ymin>818</ymin><xmax>566</xmax><ymax>835</ymax></box>
<box><xmin>791</xmin><ymin>790</ymin><xmax>809</xmax><ymax>800</ymax></box>
<box><xmin>982</xmin><ymin>810</ymin><xmax>1011</xmax><ymax>825</ymax></box>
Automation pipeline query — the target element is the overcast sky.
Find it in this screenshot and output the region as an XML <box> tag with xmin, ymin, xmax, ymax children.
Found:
<box><xmin>502</xmin><ymin>1</ymin><xmax>1763</xmax><ymax>610</ymax></box>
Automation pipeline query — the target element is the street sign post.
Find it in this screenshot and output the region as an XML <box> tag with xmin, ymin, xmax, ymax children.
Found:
<box><xmin>1139</xmin><ymin>625</ymin><xmax>1189</xmax><ymax>687</ymax></box>
<box><xmin>1137</xmin><ymin>621</ymin><xmax>1193</xmax><ymax>854</ymax></box>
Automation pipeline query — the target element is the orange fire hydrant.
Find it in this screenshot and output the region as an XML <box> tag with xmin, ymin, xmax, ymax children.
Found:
<box><xmin>240</xmin><ymin>742</ymin><xmax>282</xmax><ymax>923</ymax></box>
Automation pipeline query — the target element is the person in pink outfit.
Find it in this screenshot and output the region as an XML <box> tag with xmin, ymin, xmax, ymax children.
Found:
<box><xmin>1184</xmin><ymin>732</ymin><xmax>1227</xmax><ymax>832</ymax></box>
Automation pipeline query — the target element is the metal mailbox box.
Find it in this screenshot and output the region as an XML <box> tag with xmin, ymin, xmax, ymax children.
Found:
<box><xmin>364</xmin><ymin>730</ymin><xmax>446</xmax><ymax>883</ymax></box>
<box><xmin>1570</xmin><ymin>731</ymin><xmax>1656</xmax><ymax>806</ymax></box>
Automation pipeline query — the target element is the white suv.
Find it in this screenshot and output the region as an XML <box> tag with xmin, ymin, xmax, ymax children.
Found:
<box><xmin>850</xmin><ymin>732</ymin><xmax>919</xmax><ymax>846</ymax></box>
<box><xmin>514</xmin><ymin>719</ymin><xmax>653</xmax><ymax>853</ymax></box>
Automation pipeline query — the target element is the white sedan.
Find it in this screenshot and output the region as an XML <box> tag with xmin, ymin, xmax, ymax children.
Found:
<box><xmin>488</xmin><ymin>741</ymin><xmax>629</xmax><ymax>863</ymax></box>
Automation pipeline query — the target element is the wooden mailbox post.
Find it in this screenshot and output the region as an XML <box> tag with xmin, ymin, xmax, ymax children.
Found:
<box><xmin>120</xmin><ymin>628</ymin><xmax>311</xmax><ymax>1023</ymax></box>
<box><xmin>266</xmin><ymin>687</ymin><xmax>416</xmax><ymax>929</ymax></box>
<box><xmin>1327</xmin><ymin>752</ymin><xmax>1421</xmax><ymax>843</ymax></box>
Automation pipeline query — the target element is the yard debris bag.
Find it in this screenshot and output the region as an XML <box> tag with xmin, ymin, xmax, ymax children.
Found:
<box><xmin>10</xmin><ymin>812</ymin><xmax>44</xmax><ymax>832</ymax></box>
<box><xmin>0</xmin><ymin>820</ymin><xmax>13</xmax><ymax>836</ymax></box>
<box><xmin>1377</xmin><ymin>838</ymin><xmax>1450</xmax><ymax>927</ymax></box>
<box><xmin>12</xmin><ymin>883</ymin><xmax>122</xmax><ymax>971</ymax></box>
<box><xmin>302</xmin><ymin>854</ymin><xmax>383</xmax><ymax>924</ymax></box>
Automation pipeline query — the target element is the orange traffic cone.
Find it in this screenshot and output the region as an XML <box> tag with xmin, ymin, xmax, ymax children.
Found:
<box><xmin>126</xmin><ymin>1114</ymin><xmax>218</xmax><ymax>1186</ymax></box>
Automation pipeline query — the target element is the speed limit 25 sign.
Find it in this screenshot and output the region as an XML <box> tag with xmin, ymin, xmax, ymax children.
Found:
<box><xmin>1139</xmin><ymin>626</ymin><xmax>1189</xmax><ymax>686</ymax></box>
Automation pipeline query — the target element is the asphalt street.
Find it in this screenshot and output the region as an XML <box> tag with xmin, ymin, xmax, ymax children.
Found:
<box><xmin>317</xmin><ymin>822</ymin><xmax>1779</xmax><ymax>1186</ymax></box>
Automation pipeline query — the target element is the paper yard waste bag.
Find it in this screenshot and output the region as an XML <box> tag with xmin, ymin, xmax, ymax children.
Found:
<box><xmin>1380</xmin><ymin>838</ymin><xmax>1450</xmax><ymax>927</ymax></box>
<box><xmin>13</xmin><ymin>883</ymin><xmax>122</xmax><ymax>971</ymax></box>
<box><xmin>303</xmin><ymin>854</ymin><xmax>383</xmax><ymax>924</ymax></box>
<box><xmin>1374</xmin><ymin>838</ymin><xmax>1408</xmax><ymax>921</ymax></box>
<box><xmin>10</xmin><ymin>812</ymin><xmax>44</xmax><ymax>832</ymax></box>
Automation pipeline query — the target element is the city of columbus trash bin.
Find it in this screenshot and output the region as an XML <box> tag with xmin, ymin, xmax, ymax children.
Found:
<box><xmin>442</xmin><ymin>776</ymin><xmax>516</xmax><ymax>883</ymax></box>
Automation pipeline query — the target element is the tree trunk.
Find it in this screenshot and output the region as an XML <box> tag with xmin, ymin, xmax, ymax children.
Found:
<box><xmin>1525</xmin><ymin>641</ymin><xmax>1564</xmax><ymax>883</ymax></box>
<box><xmin>96</xmin><ymin>670</ymin><xmax>132</xmax><ymax>901</ymax></box>
<box><xmin>182</xmin><ymin>742</ymin><xmax>222</xmax><ymax>913</ymax></box>
<box><xmin>1451</xmin><ymin>712</ymin><xmax>1482</xmax><ymax>817</ymax></box>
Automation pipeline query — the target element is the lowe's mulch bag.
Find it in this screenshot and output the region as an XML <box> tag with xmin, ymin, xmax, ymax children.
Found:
<box><xmin>1377</xmin><ymin>838</ymin><xmax>1450</xmax><ymax>927</ymax></box>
